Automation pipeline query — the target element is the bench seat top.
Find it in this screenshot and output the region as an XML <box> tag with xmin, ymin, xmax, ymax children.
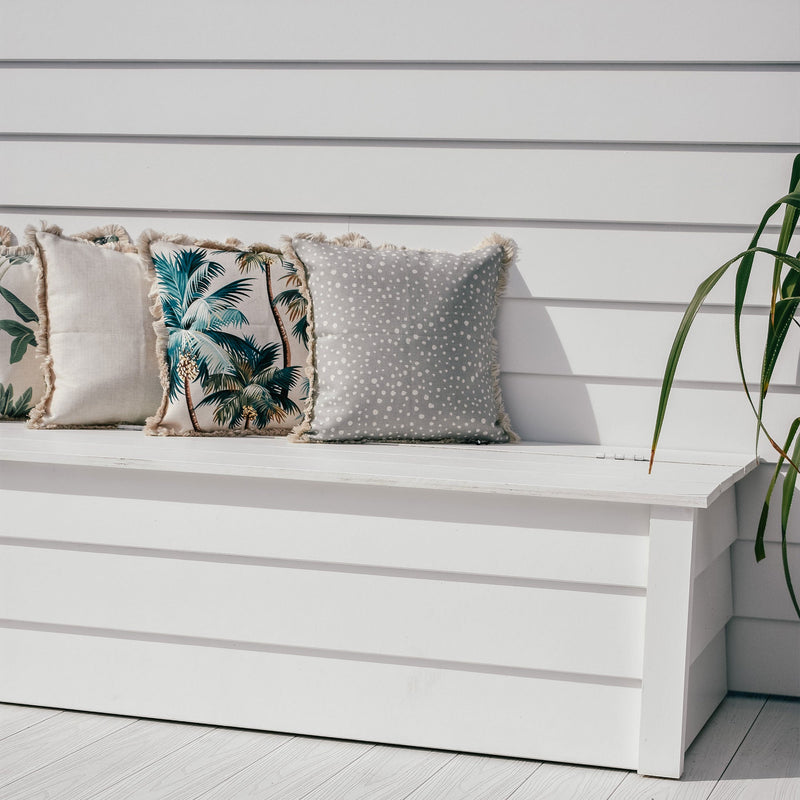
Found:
<box><xmin>0</xmin><ymin>423</ymin><xmax>757</xmax><ymax>508</ymax></box>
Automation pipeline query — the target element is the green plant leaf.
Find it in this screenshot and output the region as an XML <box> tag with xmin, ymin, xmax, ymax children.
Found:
<box><xmin>649</xmin><ymin>245</ymin><xmax>800</xmax><ymax>471</ymax></box>
<box><xmin>10</xmin><ymin>386</ymin><xmax>33</xmax><ymax>417</ymax></box>
<box><xmin>0</xmin><ymin>319</ymin><xmax>32</xmax><ymax>338</ymax></box>
<box><xmin>9</xmin><ymin>330</ymin><xmax>35</xmax><ymax>364</ymax></box>
<box><xmin>761</xmin><ymin>297</ymin><xmax>800</xmax><ymax>397</ymax></box>
<box><xmin>780</xmin><ymin>435</ymin><xmax>800</xmax><ymax>618</ymax></box>
<box><xmin>0</xmin><ymin>382</ymin><xmax>12</xmax><ymax>413</ymax></box>
<box><xmin>0</xmin><ymin>285</ymin><xmax>38</xmax><ymax>323</ymax></box>
<box><xmin>757</xmin><ymin>418</ymin><xmax>800</xmax><ymax>561</ymax></box>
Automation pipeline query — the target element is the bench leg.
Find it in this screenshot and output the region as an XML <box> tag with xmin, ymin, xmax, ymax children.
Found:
<box><xmin>638</xmin><ymin>505</ymin><xmax>697</xmax><ymax>778</ymax></box>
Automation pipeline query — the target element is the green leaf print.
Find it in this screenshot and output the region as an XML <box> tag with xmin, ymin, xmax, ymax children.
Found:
<box><xmin>0</xmin><ymin>285</ymin><xmax>39</xmax><ymax>323</ymax></box>
<box><xmin>0</xmin><ymin>383</ymin><xmax>33</xmax><ymax>418</ymax></box>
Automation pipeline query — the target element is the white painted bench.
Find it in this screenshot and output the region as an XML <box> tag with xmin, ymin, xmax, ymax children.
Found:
<box><xmin>0</xmin><ymin>425</ymin><xmax>756</xmax><ymax>777</ymax></box>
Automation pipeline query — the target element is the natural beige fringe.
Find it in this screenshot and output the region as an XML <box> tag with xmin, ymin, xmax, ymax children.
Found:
<box><xmin>140</xmin><ymin>229</ymin><xmax>287</xmax><ymax>437</ymax></box>
<box><xmin>0</xmin><ymin>226</ymin><xmax>14</xmax><ymax>248</ymax></box>
<box><xmin>24</xmin><ymin>222</ymin><xmax>135</xmax><ymax>429</ymax></box>
<box><xmin>285</xmin><ymin>232</ymin><xmax>520</xmax><ymax>444</ymax></box>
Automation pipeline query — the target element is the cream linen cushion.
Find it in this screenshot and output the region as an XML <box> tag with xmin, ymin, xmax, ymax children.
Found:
<box><xmin>27</xmin><ymin>223</ymin><xmax>162</xmax><ymax>428</ymax></box>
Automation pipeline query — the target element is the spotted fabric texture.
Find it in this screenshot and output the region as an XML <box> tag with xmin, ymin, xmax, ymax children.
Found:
<box><xmin>289</xmin><ymin>234</ymin><xmax>518</xmax><ymax>444</ymax></box>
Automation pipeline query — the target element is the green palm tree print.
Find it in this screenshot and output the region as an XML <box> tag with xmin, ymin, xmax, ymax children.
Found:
<box><xmin>153</xmin><ymin>247</ymin><xmax>254</xmax><ymax>432</ymax></box>
<box><xmin>235</xmin><ymin>251</ymin><xmax>292</xmax><ymax>368</ymax></box>
<box><xmin>197</xmin><ymin>337</ymin><xmax>301</xmax><ymax>430</ymax></box>
<box><xmin>274</xmin><ymin>259</ymin><xmax>309</xmax><ymax>348</ymax></box>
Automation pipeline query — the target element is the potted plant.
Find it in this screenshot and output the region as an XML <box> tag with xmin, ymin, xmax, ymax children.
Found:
<box><xmin>650</xmin><ymin>153</ymin><xmax>800</xmax><ymax>619</ymax></box>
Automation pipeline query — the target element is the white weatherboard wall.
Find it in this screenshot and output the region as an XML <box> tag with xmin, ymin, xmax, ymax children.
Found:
<box><xmin>1</xmin><ymin>1</ymin><xmax>799</xmax><ymax>693</ymax></box>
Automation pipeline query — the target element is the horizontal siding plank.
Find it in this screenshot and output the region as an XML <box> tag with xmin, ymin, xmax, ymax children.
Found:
<box><xmin>3</xmin><ymin>0</ymin><xmax>798</xmax><ymax>61</ymax></box>
<box><xmin>0</xmin><ymin>626</ymin><xmax>643</xmax><ymax>768</ymax></box>
<box><xmin>727</xmin><ymin>617</ymin><xmax>800</xmax><ymax>696</ymax></box>
<box><xmin>694</xmin><ymin>492</ymin><xmax>738</xmax><ymax>579</ymax></box>
<box><xmin>3</xmin><ymin>68</ymin><xmax>797</xmax><ymax>144</ymax></box>
<box><xmin>684</xmin><ymin>630</ymin><xmax>727</xmax><ymax>749</ymax></box>
<box><xmin>0</xmin><ymin>484</ymin><xmax>651</xmax><ymax>589</ymax></box>
<box><xmin>0</xmin><ymin>545</ymin><xmax>647</xmax><ymax>679</ymax></box>
<box><xmin>499</xmin><ymin>301</ymin><xmax>800</xmax><ymax>386</ymax></box>
<box><xmin>0</xmin><ymin>143</ymin><xmax>792</xmax><ymax>226</ymax></box>
<box><xmin>0</xmin><ymin>211</ymin><xmax>773</xmax><ymax>305</ymax></box>
<box><xmin>689</xmin><ymin>554</ymin><xmax>733</xmax><ymax>663</ymax></box>
<box><xmin>731</xmin><ymin>540</ymin><xmax>800</xmax><ymax>621</ymax></box>
<box><xmin>501</xmin><ymin>373</ymin><xmax>800</xmax><ymax>453</ymax></box>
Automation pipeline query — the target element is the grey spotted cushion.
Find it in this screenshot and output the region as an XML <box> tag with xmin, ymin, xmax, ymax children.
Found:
<box><xmin>287</xmin><ymin>232</ymin><xmax>518</xmax><ymax>444</ymax></box>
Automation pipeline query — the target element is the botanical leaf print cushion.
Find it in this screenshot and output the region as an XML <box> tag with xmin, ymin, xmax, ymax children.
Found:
<box><xmin>141</xmin><ymin>231</ymin><xmax>309</xmax><ymax>436</ymax></box>
<box><xmin>286</xmin><ymin>232</ymin><xmax>518</xmax><ymax>444</ymax></box>
<box><xmin>0</xmin><ymin>227</ymin><xmax>43</xmax><ymax>419</ymax></box>
<box><xmin>26</xmin><ymin>223</ymin><xmax>163</xmax><ymax>428</ymax></box>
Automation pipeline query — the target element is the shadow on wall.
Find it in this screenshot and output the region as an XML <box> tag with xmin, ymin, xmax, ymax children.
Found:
<box><xmin>497</xmin><ymin>274</ymin><xmax>601</xmax><ymax>445</ymax></box>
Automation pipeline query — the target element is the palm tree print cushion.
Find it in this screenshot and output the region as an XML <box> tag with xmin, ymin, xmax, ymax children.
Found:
<box><xmin>286</xmin><ymin>232</ymin><xmax>518</xmax><ymax>444</ymax></box>
<box><xmin>141</xmin><ymin>231</ymin><xmax>309</xmax><ymax>436</ymax></box>
<box><xmin>26</xmin><ymin>223</ymin><xmax>163</xmax><ymax>428</ymax></box>
<box><xmin>0</xmin><ymin>227</ymin><xmax>43</xmax><ymax>419</ymax></box>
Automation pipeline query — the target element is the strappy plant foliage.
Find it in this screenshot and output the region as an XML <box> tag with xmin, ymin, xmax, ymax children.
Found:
<box><xmin>650</xmin><ymin>154</ymin><xmax>800</xmax><ymax>618</ymax></box>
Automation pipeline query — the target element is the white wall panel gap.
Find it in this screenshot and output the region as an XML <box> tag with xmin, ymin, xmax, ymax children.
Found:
<box><xmin>0</xmin><ymin>536</ymin><xmax>647</xmax><ymax>596</ymax></box>
<box><xmin>0</xmin><ymin>620</ymin><xmax>643</xmax><ymax>689</ymax></box>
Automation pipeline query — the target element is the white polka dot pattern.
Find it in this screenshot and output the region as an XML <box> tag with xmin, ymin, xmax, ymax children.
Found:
<box><xmin>293</xmin><ymin>237</ymin><xmax>517</xmax><ymax>443</ymax></box>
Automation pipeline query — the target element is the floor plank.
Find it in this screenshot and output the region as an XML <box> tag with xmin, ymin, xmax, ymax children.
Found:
<box><xmin>508</xmin><ymin>762</ymin><xmax>627</xmax><ymax>800</ymax></box>
<box><xmin>609</xmin><ymin>694</ymin><xmax>767</xmax><ymax>800</ymax></box>
<box><xmin>196</xmin><ymin>736</ymin><xmax>373</xmax><ymax>800</ymax></box>
<box><xmin>403</xmin><ymin>753</ymin><xmax>540</xmax><ymax>800</ymax></box>
<box><xmin>706</xmin><ymin>698</ymin><xmax>800</xmax><ymax>800</ymax></box>
<box><xmin>0</xmin><ymin>704</ymin><xmax>62</xmax><ymax>742</ymax></box>
<box><xmin>0</xmin><ymin>709</ymin><xmax>136</xmax><ymax>791</ymax></box>
<box><xmin>0</xmin><ymin>717</ymin><xmax>211</xmax><ymax>800</ymax></box>
<box><xmin>92</xmin><ymin>726</ymin><xmax>290</xmax><ymax>799</ymax></box>
<box><xmin>299</xmin><ymin>743</ymin><xmax>455</xmax><ymax>800</ymax></box>
<box><xmin>0</xmin><ymin>695</ymin><xmax>796</xmax><ymax>800</ymax></box>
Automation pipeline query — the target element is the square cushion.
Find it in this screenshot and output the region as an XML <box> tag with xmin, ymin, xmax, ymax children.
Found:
<box><xmin>141</xmin><ymin>231</ymin><xmax>309</xmax><ymax>436</ymax></box>
<box><xmin>286</xmin><ymin>232</ymin><xmax>518</xmax><ymax>444</ymax></box>
<box><xmin>0</xmin><ymin>226</ymin><xmax>43</xmax><ymax>419</ymax></box>
<box><xmin>27</xmin><ymin>223</ymin><xmax>162</xmax><ymax>428</ymax></box>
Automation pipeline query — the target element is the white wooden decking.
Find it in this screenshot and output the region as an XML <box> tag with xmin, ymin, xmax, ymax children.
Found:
<box><xmin>0</xmin><ymin>695</ymin><xmax>796</xmax><ymax>799</ymax></box>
